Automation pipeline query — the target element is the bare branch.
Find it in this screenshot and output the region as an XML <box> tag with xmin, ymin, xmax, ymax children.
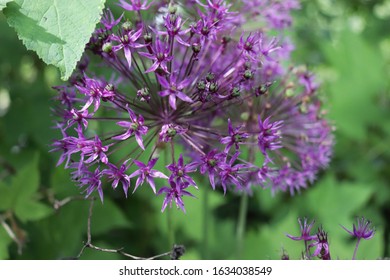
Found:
<box><xmin>86</xmin><ymin>197</ymin><xmax>94</xmax><ymax>244</ymax></box>
<box><xmin>50</xmin><ymin>194</ymin><xmax>186</xmax><ymax>260</ymax></box>
<box><xmin>0</xmin><ymin>213</ymin><xmax>24</xmax><ymax>255</ymax></box>
<box><xmin>52</xmin><ymin>195</ymin><xmax>87</xmax><ymax>210</ymax></box>
<box><xmin>0</xmin><ymin>215</ymin><xmax>18</xmax><ymax>243</ymax></box>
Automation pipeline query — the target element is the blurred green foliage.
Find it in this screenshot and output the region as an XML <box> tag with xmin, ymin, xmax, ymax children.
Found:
<box><xmin>0</xmin><ymin>0</ymin><xmax>389</xmax><ymax>260</ymax></box>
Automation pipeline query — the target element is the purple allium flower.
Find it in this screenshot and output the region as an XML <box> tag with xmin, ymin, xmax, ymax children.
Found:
<box><xmin>242</xmin><ymin>0</ymin><xmax>300</xmax><ymax>30</ymax></box>
<box><xmin>286</xmin><ymin>217</ymin><xmax>317</xmax><ymax>242</ymax></box>
<box><xmin>157</xmin><ymin>180</ymin><xmax>196</xmax><ymax>213</ymax></box>
<box><xmin>308</xmin><ymin>227</ymin><xmax>331</xmax><ymax>260</ymax></box>
<box><xmin>218</xmin><ymin>152</ymin><xmax>251</xmax><ymax>194</ymax></box>
<box><xmin>258</xmin><ymin>35</ymin><xmax>281</xmax><ymax>61</ymax></box>
<box><xmin>286</xmin><ymin>217</ymin><xmax>318</xmax><ymax>259</ymax></box>
<box><xmin>118</xmin><ymin>0</ymin><xmax>152</xmax><ymax>11</ymax></box>
<box><xmin>112</xmin><ymin>106</ymin><xmax>148</xmax><ymax>150</ymax></box>
<box><xmin>167</xmin><ymin>154</ymin><xmax>198</xmax><ymax>187</ymax></box>
<box><xmin>129</xmin><ymin>158</ymin><xmax>168</xmax><ymax>193</ymax></box>
<box><xmin>191</xmin><ymin>15</ymin><xmax>217</xmax><ymax>43</ymax></box>
<box><xmin>100</xmin><ymin>8</ymin><xmax>123</xmax><ymax>31</ymax></box>
<box><xmin>102</xmin><ymin>161</ymin><xmax>131</xmax><ymax>197</ymax></box>
<box><xmin>341</xmin><ymin>217</ymin><xmax>375</xmax><ymax>260</ymax></box>
<box><xmin>51</xmin><ymin>0</ymin><xmax>333</xmax><ymax>212</ymax></box>
<box><xmin>257</xmin><ymin>116</ymin><xmax>283</xmax><ymax>160</ymax></box>
<box><xmin>75</xmin><ymin>75</ymin><xmax>115</xmax><ymax>112</ymax></box>
<box><xmin>298</xmin><ymin>70</ymin><xmax>318</xmax><ymax>94</ymax></box>
<box><xmin>81</xmin><ymin>135</ymin><xmax>110</xmax><ymax>164</ymax></box>
<box><xmin>65</xmin><ymin>108</ymin><xmax>91</xmax><ymax>129</ymax></box>
<box><xmin>139</xmin><ymin>38</ymin><xmax>173</xmax><ymax>73</ymax></box>
<box><xmin>50</xmin><ymin>135</ymin><xmax>77</xmax><ymax>167</ymax></box>
<box><xmin>158</xmin><ymin>73</ymin><xmax>193</xmax><ymax>110</ymax></box>
<box><xmin>220</xmin><ymin>119</ymin><xmax>250</xmax><ymax>153</ymax></box>
<box><xmin>159</xmin><ymin>14</ymin><xmax>190</xmax><ymax>46</ymax></box>
<box><xmin>78</xmin><ymin>167</ymin><xmax>104</xmax><ymax>202</ymax></box>
<box><xmin>197</xmin><ymin>0</ymin><xmax>231</xmax><ymax>11</ymax></box>
<box><xmin>238</xmin><ymin>32</ymin><xmax>261</xmax><ymax>60</ymax></box>
<box><xmin>199</xmin><ymin>149</ymin><xmax>225</xmax><ymax>189</ymax></box>
<box><xmin>341</xmin><ymin>217</ymin><xmax>375</xmax><ymax>240</ymax></box>
<box><xmin>110</xmin><ymin>27</ymin><xmax>144</xmax><ymax>68</ymax></box>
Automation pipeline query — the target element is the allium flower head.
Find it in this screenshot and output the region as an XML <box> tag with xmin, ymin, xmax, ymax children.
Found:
<box><xmin>110</xmin><ymin>27</ymin><xmax>144</xmax><ymax>68</ymax></box>
<box><xmin>118</xmin><ymin>0</ymin><xmax>152</xmax><ymax>11</ymax></box>
<box><xmin>129</xmin><ymin>158</ymin><xmax>168</xmax><ymax>193</ymax></box>
<box><xmin>112</xmin><ymin>106</ymin><xmax>148</xmax><ymax>149</ymax></box>
<box><xmin>341</xmin><ymin>217</ymin><xmax>375</xmax><ymax>240</ymax></box>
<box><xmin>242</xmin><ymin>0</ymin><xmax>300</xmax><ymax>29</ymax></box>
<box><xmin>286</xmin><ymin>217</ymin><xmax>317</xmax><ymax>241</ymax></box>
<box><xmin>309</xmin><ymin>227</ymin><xmax>331</xmax><ymax>260</ymax></box>
<box><xmin>101</xmin><ymin>161</ymin><xmax>131</xmax><ymax>197</ymax></box>
<box><xmin>51</xmin><ymin>0</ymin><xmax>333</xmax><ymax>212</ymax></box>
<box><xmin>157</xmin><ymin>180</ymin><xmax>195</xmax><ymax>213</ymax></box>
<box><xmin>100</xmin><ymin>8</ymin><xmax>123</xmax><ymax>32</ymax></box>
<box><xmin>341</xmin><ymin>217</ymin><xmax>375</xmax><ymax>260</ymax></box>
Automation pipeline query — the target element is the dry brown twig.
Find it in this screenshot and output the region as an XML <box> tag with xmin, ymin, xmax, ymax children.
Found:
<box><xmin>52</xmin><ymin>195</ymin><xmax>184</xmax><ymax>260</ymax></box>
<box><xmin>0</xmin><ymin>212</ymin><xmax>25</xmax><ymax>255</ymax></box>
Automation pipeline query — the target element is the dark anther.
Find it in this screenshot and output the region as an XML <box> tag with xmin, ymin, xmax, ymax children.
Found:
<box><xmin>170</xmin><ymin>244</ymin><xmax>186</xmax><ymax>260</ymax></box>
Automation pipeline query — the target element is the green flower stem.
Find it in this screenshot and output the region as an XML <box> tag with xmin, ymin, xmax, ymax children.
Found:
<box><xmin>165</xmin><ymin>144</ymin><xmax>175</xmax><ymax>248</ymax></box>
<box><xmin>236</xmin><ymin>192</ymin><xmax>249</xmax><ymax>258</ymax></box>
<box><xmin>304</xmin><ymin>240</ymin><xmax>309</xmax><ymax>259</ymax></box>
<box><xmin>202</xmin><ymin>185</ymin><xmax>210</xmax><ymax>259</ymax></box>
<box><xmin>352</xmin><ymin>238</ymin><xmax>361</xmax><ymax>260</ymax></box>
<box><xmin>236</xmin><ymin>110</ymin><xmax>255</xmax><ymax>258</ymax></box>
<box><xmin>167</xmin><ymin>207</ymin><xmax>175</xmax><ymax>248</ymax></box>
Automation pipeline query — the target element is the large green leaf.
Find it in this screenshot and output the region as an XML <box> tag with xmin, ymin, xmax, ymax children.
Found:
<box><xmin>11</xmin><ymin>154</ymin><xmax>40</xmax><ymax>204</ymax></box>
<box><xmin>0</xmin><ymin>181</ymin><xmax>14</xmax><ymax>211</ymax></box>
<box><xmin>0</xmin><ymin>155</ymin><xmax>39</xmax><ymax>211</ymax></box>
<box><xmin>50</xmin><ymin>167</ymin><xmax>77</xmax><ymax>198</ymax></box>
<box><xmin>305</xmin><ymin>175</ymin><xmax>374</xmax><ymax>226</ymax></box>
<box><xmin>244</xmin><ymin>210</ymin><xmax>302</xmax><ymax>260</ymax></box>
<box><xmin>22</xmin><ymin>200</ymin><xmax>89</xmax><ymax>259</ymax></box>
<box><xmin>0</xmin><ymin>226</ymin><xmax>12</xmax><ymax>259</ymax></box>
<box><xmin>50</xmin><ymin>168</ymin><xmax>131</xmax><ymax>234</ymax></box>
<box><xmin>91</xmin><ymin>198</ymin><xmax>131</xmax><ymax>235</ymax></box>
<box><xmin>14</xmin><ymin>200</ymin><xmax>53</xmax><ymax>223</ymax></box>
<box><xmin>322</xmin><ymin>29</ymin><xmax>387</xmax><ymax>140</ymax></box>
<box><xmin>3</xmin><ymin>0</ymin><xmax>106</xmax><ymax>80</ymax></box>
<box><xmin>0</xmin><ymin>155</ymin><xmax>53</xmax><ymax>222</ymax></box>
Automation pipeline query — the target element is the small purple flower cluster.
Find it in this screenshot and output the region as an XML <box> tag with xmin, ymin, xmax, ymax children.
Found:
<box><xmin>286</xmin><ymin>217</ymin><xmax>375</xmax><ymax>260</ymax></box>
<box><xmin>52</xmin><ymin>0</ymin><xmax>333</xmax><ymax>212</ymax></box>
